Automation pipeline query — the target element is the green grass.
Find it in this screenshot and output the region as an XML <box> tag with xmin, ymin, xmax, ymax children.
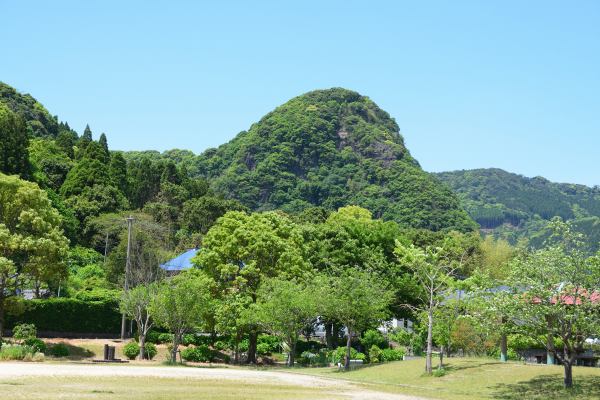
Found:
<box><xmin>294</xmin><ymin>357</ymin><xmax>600</xmax><ymax>400</ymax></box>
<box><xmin>0</xmin><ymin>376</ymin><xmax>342</xmax><ymax>400</ymax></box>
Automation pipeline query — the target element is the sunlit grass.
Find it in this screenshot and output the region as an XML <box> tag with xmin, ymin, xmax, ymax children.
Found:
<box><xmin>294</xmin><ymin>357</ymin><xmax>600</xmax><ymax>400</ymax></box>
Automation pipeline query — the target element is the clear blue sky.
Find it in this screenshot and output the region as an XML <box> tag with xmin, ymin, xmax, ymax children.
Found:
<box><xmin>2</xmin><ymin>1</ymin><xmax>599</xmax><ymax>186</ymax></box>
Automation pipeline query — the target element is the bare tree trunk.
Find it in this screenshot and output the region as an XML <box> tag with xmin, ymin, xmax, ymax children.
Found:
<box><xmin>287</xmin><ymin>340</ymin><xmax>296</xmax><ymax>367</ymax></box>
<box><xmin>500</xmin><ymin>334</ymin><xmax>508</xmax><ymax>362</ymax></box>
<box><xmin>139</xmin><ymin>333</ymin><xmax>146</xmax><ymax>360</ymax></box>
<box><xmin>344</xmin><ymin>327</ymin><xmax>352</xmax><ymax>371</ymax></box>
<box><xmin>171</xmin><ymin>335</ymin><xmax>180</xmax><ymax>363</ymax></box>
<box><xmin>0</xmin><ymin>296</ymin><xmax>5</xmax><ymax>339</ymax></box>
<box><xmin>439</xmin><ymin>345</ymin><xmax>444</xmax><ymax>369</ymax></box>
<box><xmin>246</xmin><ymin>330</ymin><xmax>257</xmax><ymax>364</ymax></box>
<box><xmin>426</xmin><ymin>309</ymin><xmax>433</xmax><ymax>374</ymax></box>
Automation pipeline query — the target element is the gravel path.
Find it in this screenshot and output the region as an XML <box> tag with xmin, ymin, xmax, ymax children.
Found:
<box><xmin>0</xmin><ymin>362</ymin><xmax>428</xmax><ymax>400</ymax></box>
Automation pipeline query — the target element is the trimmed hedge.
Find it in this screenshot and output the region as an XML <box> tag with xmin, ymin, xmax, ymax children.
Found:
<box><xmin>6</xmin><ymin>298</ymin><xmax>121</xmax><ymax>334</ymax></box>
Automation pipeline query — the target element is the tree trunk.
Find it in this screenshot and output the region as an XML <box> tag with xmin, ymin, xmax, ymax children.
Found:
<box><xmin>344</xmin><ymin>327</ymin><xmax>352</xmax><ymax>371</ymax></box>
<box><xmin>325</xmin><ymin>322</ymin><xmax>334</xmax><ymax>349</ymax></box>
<box><xmin>426</xmin><ymin>309</ymin><xmax>433</xmax><ymax>374</ymax></box>
<box><xmin>171</xmin><ymin>335</ymin><xmax>180</xmax><ymax>363</ymax></box>
<box><xmin>500</xmin><ymin>333</ymin><xmax>508</xmax><ymax>362</ymax></box>
<box><xmin>287</xmin><ymin>341</ymin><xmax>296</xmax><ymax>367</ymax></box>
<box><xmin>139</xmin><ymin>333</ymin><xmax>146</xmax><ymax>360</ymax></box>
<box><xmin>0</xmin><ymin>297</ymin><xmax>5</xmax><ymax>340</ymax></box>
<box><xmin>246</xmin><ymin>330</ymin><xmax>257</xmax><ymax>364</ymax></box>
<box><xmin>563</xmin><ymin>361</ymin><xmax>573</xmax><ymax>389</ymax></box>
<box><xmin>439</xmin><ymin>345</ymin><xmax>444</xmax><ymax>369</ymax></box>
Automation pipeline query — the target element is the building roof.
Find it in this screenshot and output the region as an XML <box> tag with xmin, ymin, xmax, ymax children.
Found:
<box><xmin>159</xmin><ymin>249</ymin><xmax>199</xmax><ymax>272</ymax></box>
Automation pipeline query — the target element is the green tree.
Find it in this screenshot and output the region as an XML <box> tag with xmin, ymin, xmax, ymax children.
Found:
<box><xmin>150</xmin><ymin>271</ymin><xmax>214</xmax><ymax>363</ymax></box>
<box><xmin>120</xmin><ymin>283</ymin><xmax>158</xmax><ymax>360</ymax></box>
<box><xmin>0</xmin><ymin>104</ymin><xmax>30</xmax><ymax>178</ymax></box>
<box><xmin>0</xmin><ymin>173</ymin><xmax>69</xmax><ymax>336</ymax></box>
<box><xmin>98</xmin><ymin>133</ymin><xmax>109</xmax><ymax>162</ymax></box>
<box><xmin>251</xmin><ymin>277</ymin><xmax>318</xmax><ymax>366</ymax></box>
<box><xmin>109</xmin><ymin>152</ymin><xmax>128</xmax><ymax>194</ymax></box>
<box><xmin>500</xmin><ymin>218</ymin><xmax>600</xmax><ymax>389</ymax></box>
<box><xmin>56</xmin><ymin>130</ymin><xmax>75</xmax><ymax>159</ymax></box>
<box><xmin>28</xmin><ymin>138</ymin><xmax>73</xmax><ymax>191</ymax></box>
<box><xmin>195</xmin><ymin>210</ymin><xmax>310</xmax><ymax>363</ymax></box>
<box><xmin>321</xmin><ymin>270</ymin><xmax>393</xmax><ymax>370</ymax></box>
<box><xmin>395</xmin><ymin>240</ymin><xmax>461</xmax><ymax>374</ymax></box>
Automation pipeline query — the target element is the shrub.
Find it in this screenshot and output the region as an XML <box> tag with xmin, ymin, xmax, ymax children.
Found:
<box><xmin>145</xmin><ymin>330</ymin><xmax>162</xmax><ymax>344</ymax></box>
<box><xmin>0</xmin><ymin>344</ymin><xmax>33</xmax><ymax>360</ymax></box>
<box><xmin>48</xmin><ymin>342</ymin><xmax>70</xmax><ymax>357</ymax></box>
<box><xmin>298</xmin><ymin>348</ymin><xmax>329</xmax><ymax>366</ymax></box>
<box><xmin>181</xmin><ymin>345</ymin><xmax>212</xmax><ymax>362</ymax></box>
<box><xmin>432</xmin><ymin>367</ymin><xmax>447</xmax><ymax>377</ymax></box>
<box><xmin>32</xmin><ymin>352</ymin><xmax>45</xmax><ymax>362</ymax></box>
<box><xmin>256</xmin><ymin>342</ymin><xmax>271</xmax><ymax>356</ymax></box>
<box><xmin>369</xmin><ymin>345</ymin><xmax>383</xmax><ymax>363</ymax></box>
<box><xmin>23</xmin><ymin>337</ymin><xmax>46</xmax><ymax>353</ymax></box>
<box><xmin>13</xmin><ymin>323</ymin><xmax>37</xmax><ymax>341</ymax></box>
<box><xmin>213</xmin><ymin>340</ymin><xmax>227</xmax><ymax>351</ymax></box>
<box><xmin>157</xmin><ymin>333</ymin><xmax>174</xmax><ymax>344</ymax></box>
<box><xmin>258</xmin><ymin>334</ymin><xmax>281</xmax><ymax>353</ymax></box>
<box><xmin>330</xmin><ymin>347</ymin><xmax>367</xmax><ymax>364</ymax></box>
<box><xmin>361</xmin><ymin>329</ymin><xmax>388</xmax><ymax>351</ymax></box>
<box><xmin>123</xmin><ymin>342</ymin><xmax>140</xmax><ymax>360</ymax></box>
<box><xmin>182</xmin><ymin>334</ymin><xmax>196</xmax><ymax>346</ymax></box>
<box><xmin>380</xmin><ymin>348</ymin><xmax>404</xmax><ymax>362</ymax></box>
<box><xmin>144</xmin><ymin>342</ymin><xmax>157</xmax><ymax>360</ymax></box>
<box><xmin>6</xmin><ymin>298</ymin><xmax>120</xmax><ymax>334</ymax></box>
<box><xmin>238</xmin><ymin>338</ymin><xmax>249</xmax><ymax>352</ymax></box>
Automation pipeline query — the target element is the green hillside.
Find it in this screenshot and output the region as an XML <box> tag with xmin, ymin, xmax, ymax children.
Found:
<box><xmin>436</xmin><ymin>168</ymin><xmax>600</xmax><ymax>250</ymax></box>
<box><xmin>0</xmin><ymin>82</ymin><xmax>59</xmax><ymax>137</ymax></box>
<box><xmin>195</xmin><ymin>88</ymin><xmax>476</xmax><ymax>232</ymax></box>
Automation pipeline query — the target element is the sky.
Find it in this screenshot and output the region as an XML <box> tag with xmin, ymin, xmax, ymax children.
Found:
<box><xmin>1</xmin><ymin>1</ymin><xmax>599</xmax><ymax>186</ymax></box>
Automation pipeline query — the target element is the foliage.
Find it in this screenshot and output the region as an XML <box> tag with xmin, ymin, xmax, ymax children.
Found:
<box><xmin>120</xmin><ymin>283</ymin><xmax>158</xmax><ymax>359</ymax></box>
<box><xmin>123</xmin><ymin>341</ymin><xmax>140</xmax><ymax>360</ymax></box>
<box><xmin>330</xmin><ymin>346</ymin><xmax>366</xmax><ymax>364</ymax></box>
<box><xmin>12</xmin><ymin>323</ymin><xmax>37</xmax><ymax>341</ymax></box>
<box><xmin>196</xmin><ymin>88</ymin><xmax>476</xmax><ymax>232</ymax></box>
<box><xmin>23</xmin><ymin>337</ymin><xmax>46</xmax><ymax>353</ymax></box>
<box><xmin>0</xmin><ymin>103</ymin><xmax>30</xmax><ymax>178</ymax></box>
<box><xmin>150</xmin><ymin>271</ymin><xmax>214</xmax><ymax>362</ymax></box>
<box><xmin>381</xmin><ymin>347</ymin><xmax>405</xmax><ymax>362</ymax></box>
<box><xmin>0</xmin><ymin>173</ymin><xmax>69</xmax><ymax>336</ymax></box>
<box><xmin>437</xmin><ymin>168</ymin><xmax>600</xmax><ymax>252</ymax></box>
<box><xmin>250</xmin><ymin>277</ymin><xmax>319</xmax><ymax>366</ymax></box>
<box><xmin>144</xmin><ymin>342</ymin><xmax>157</xmax><ymax>360</ymax></box>
<box><xmin>181</xmin><ymin>344</ymin><xmax>212</xmax><ymax>362</ymax></box>
<box><xmin>0</xmin><ymin>82</ymin><xmax>58</xmax><ymax>137</ymax></box>
<box><xmin>48</xmin><ymin>342</ymin><xmax>70</xmax><ymax>357</ymax></box>
<box><xmin>5</xmin><ymin>298</ymin><xmax>120</xmax><ymax>333</ymax></box>
<box><xmin>0</xmin><ymin>343</ymin><xmax>36</xmax><ymax>360</ymax></box>
<box><xmin>361</xmin><ymin>329</ymin><xmax>388</xmax><ymax>351</ymax></box>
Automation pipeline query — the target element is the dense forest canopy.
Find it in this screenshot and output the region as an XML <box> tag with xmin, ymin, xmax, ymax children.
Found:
<box><xmin>436</xmin><ymin>168</ymin><xmax>600</xmax><ymax>251</ymax></box>
<box><xmin>194</xmin><ymin>88</ymin><xmax>476</xmax><ymax>232</ymax></box>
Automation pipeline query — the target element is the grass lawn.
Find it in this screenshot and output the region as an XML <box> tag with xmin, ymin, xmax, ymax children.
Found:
<box><xmin>0</xmin><ymin>375</ymin><xmax>342</xmax><ymax>400</ymax></box>
<box><xmin>294</xmin><ymin>357</ymin><xmax>600</xmax><ymax>400</ymax></box>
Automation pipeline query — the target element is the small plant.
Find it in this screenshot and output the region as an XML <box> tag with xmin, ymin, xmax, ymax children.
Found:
<box><xmin>213</xmin><ymin>340</ymin><xmax>227</xmax><ymax>351</ymax></box>
<box><xmin>256</xmin><ymin>342</ymin><xmax>271</xmax><ymax>356</ymax></box>
<box><xmin>144</xmin><ymin>342</ymin><xmax>157</xmax><ymax>360</ymax></box>
<box><xmin>369</xmin><ymin>345</ymin><xmax>382</xmax><ymax>363</ymax></box>
<box><xmin>380</xmin><ymin>347</ymin><xmax>405</xmax><ymax>362</ymax></box>
<box><xmin>181</xmin><ymin>345</ymin><xmax>212</xmax><ymax>362</ymax></box>
<box><xmin>157</xmin><ymin>333</ymin><xmax>174</xmax><ymax>344</ymax></box>
<box><xmin>433</xmin><ymin>367</ymin><xmax>447</xmax><ymax>377</ymax></box>
<box><xmin>23</xmin><ymin>337</ymin><xmax>46</xmax><ymax>353</ymax></box>
<box><xmin>12</xmin><ymin>323</ymin><xmax>37</xmax><ymax>342</ymax></box>
<box><xmin>0</xmin><ymin>344</ymin><xmax>35</xmax><ymax>360</ymax></box>
<box><xmin>49</xmin><ymin>342</ymin><xmax>70</xmax><ymax>357</ymax></box>
<box><xmin>123</xmin><ymin>342</ymin><xmax>140</xmax><ymax>360</ymax></box>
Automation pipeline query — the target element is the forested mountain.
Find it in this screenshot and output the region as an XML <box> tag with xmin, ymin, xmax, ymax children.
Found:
<box><xmin>195</xmin><ymin>88</ymin><xmax>476</xmax><ymax>232</ymax></box>
<box><xmin>436</xmin><ymin>168</ymin><xmax>600</xmax><ymax>250</ymax></box>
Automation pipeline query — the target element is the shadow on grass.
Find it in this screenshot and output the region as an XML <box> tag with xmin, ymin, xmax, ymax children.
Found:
<box><xmin>62</xmin><ymin>343</ymin><xmax>94</xmax><ymax>360</ymax></box>
<box><xmin>491</xmin><ymin>375</ymin><xmax>600</xmax><ymax>400</ymax></box>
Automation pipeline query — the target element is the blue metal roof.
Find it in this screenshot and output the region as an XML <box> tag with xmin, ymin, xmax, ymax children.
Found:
<box><xmin>159</xmin><ymin>249</ymin><xmax>199</xmax><ymax>272</ymax></box>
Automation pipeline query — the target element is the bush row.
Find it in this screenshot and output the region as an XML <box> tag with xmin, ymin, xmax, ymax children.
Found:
<box><xmin>6</xmin><ymin>298</ymin><xmax>121</xmax><ymax>333</ymax></box>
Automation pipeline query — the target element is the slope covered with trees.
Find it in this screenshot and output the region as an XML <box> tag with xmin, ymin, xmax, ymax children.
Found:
<box><xmin>196</xmin><ymin>88</ymin><xmax>476</xmax><ymax>232</ymax></box>
<box><xmin>436</xmin><ymin>168</ymin><xmax>600</xmax><ymax>250</ymax></box>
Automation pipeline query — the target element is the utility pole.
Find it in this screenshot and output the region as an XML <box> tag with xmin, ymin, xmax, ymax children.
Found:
<box><xmin>120</xmin><ymin>215</ymin><xmax>134</xmax><ymax>340</ymax></box>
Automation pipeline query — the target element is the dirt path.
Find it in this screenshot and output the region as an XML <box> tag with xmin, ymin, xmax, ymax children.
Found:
<box><xmin>0</xmin><ymin>362</ymin><xmax>427</xmax><ymax>400</ymax></box>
